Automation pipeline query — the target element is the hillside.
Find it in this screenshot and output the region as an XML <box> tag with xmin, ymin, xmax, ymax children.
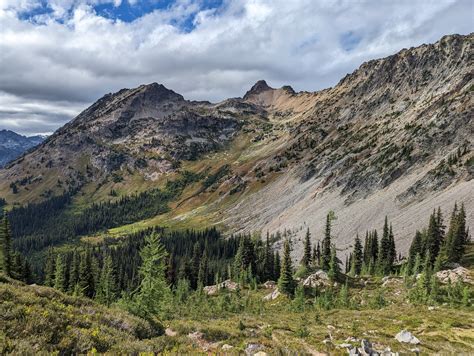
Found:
<box><xmin>0</xmin><ymin>33</ymin><xmax>472</xmax><ymax>260</ymax></box>
<box><xmin>0</xmin><ymin>130</ymin><xmax>43</xmax><ymax>168</ymax></box>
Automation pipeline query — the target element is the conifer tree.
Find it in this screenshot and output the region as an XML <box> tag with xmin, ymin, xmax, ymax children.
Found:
<box><xmin>301</xmin><ymin>228</ymin><xmax>312</xmax><ymax>269</ymax></box>
<box><xmin>322</xmin><ymin>212</ymin><xmax>335</xmax><ymax>271</ymax></box>
<box><xmin>424</xmin><ymin>211</ymin><xmax>442</xmax><ymax>267</ymax></box>
<box><xmin>125</xmin><ymin>232</ymin><xmax>170</xmax><ymax>319</ymax></box>
<box><xmin>53</xmin><ymin>254</ymin><xmax>67</xmax><ymax>292</ymax></box>
<box><xmin>78</xmin><ymin>250</ymin><xmax>95</xmax><ymax>298</ymax></box>
<box><xmin>0</xmin><ymin>214</ymin><xmax>12</xmax><ymax>277</ymax></box>
<box><xmin>95</xmin><ymin>254</ymin><xmax>117</xmax><ymax>306</ymax></box>
<box><xmin>262</xmin><ymin>233</ymin><xmax>274</xmax><ymax>281</ymax></box>
<box><xmin>328</xmin><ymin>245</ymin><xmax>341</xmax><ymax>281</ymax></box>
<box><xmin>273</xmin><ymin>251</ymin><xmax>281</xmax><ymax>281</ymax></box>
<box><xmin>408</xmin><ymin>231</ymin><xmax>423</xmax><ymax>272</ymax></box>
<box><xmin>278</xmin><ymin>239</ymin><xmax>296</xmax><ymax>296</ymax></box>
<box><xmin>68</xmin><ymin>249</ymin><xmax>80</xmax><ymax>293</ymax></box>
<box><xmin>351</xmin><ymin>234</ymin><xmax>363</xmax><ymax>276</ymax></box>
<box><xmin>44</xmin><ymin>249</ymin><xmax>56</xmax><ymax>287</ymax></box>
<box><xmin>190</xmin><ymin>242</ymin><xmax>201</xmax><ymax>288</ymax></box>
<box><xmin>197</xmin><ymin>249</ymin><xmax>209</xmax><ymax>288</ymax></box>
<box><xmin>377</xmin><ymin>216</ymin><xmax>391</xmax><ymax>275</ymax></box>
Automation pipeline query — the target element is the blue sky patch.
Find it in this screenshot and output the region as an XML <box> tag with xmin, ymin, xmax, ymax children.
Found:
<box><xmin>340</xmin><ymin>31</ymin><xmax>362</xmax><ymax>51</ymax></box>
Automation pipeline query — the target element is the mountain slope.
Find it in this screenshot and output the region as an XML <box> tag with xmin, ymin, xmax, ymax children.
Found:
<box><xmin>0</xmin><ymin>33</ymin><xmax>472</xmax><ymax>259</ymax></box>
<box><xmin>0</xmin><ymin>130</ymin><xmax>43</xmax><ymax>167</ymax></box>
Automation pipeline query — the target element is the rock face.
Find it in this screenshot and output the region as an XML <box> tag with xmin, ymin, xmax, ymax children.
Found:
<box><xmin>395</xmin><ymin>330</ymin><xmax>420</xmax><ymax>345</ymax></box>
<box><xmin>436</xmin><ymin>267</ymin><xmax>473</xmax><ymax>284</ymax></box>
<box><xmin>0</xmin><ymin>33</ymin><xmax>472</xmax><ymax>261</ymax></box>
<box><xmin>263</xmin><ymin>280</ymin><xmax>276</xmax><ymax>289</ymax></box>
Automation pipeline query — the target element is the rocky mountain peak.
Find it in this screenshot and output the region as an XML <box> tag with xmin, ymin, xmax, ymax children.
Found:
<box><xmin>137</xmin><ymin>82</ymin><xmax>185</xmax><ymax>102</ymax></box>
<box><xmin>243</xmin><ymin>80</ymin><xmax>273</xmax><ymax>100</ymax></box>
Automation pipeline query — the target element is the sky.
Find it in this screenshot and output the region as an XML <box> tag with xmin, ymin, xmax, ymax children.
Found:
<box><xmin>0</xmin><ymin>0</ymin><xmax>472</xmax><ymax>136</ymax></box>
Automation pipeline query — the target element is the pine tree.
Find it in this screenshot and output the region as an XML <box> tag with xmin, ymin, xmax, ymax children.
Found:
<box><xmin>452</xmin><ymin>203</ymin><xmax>468</xmax><ymax>262</ymax></box>
<box><xmin>301</xmin><ymin>228</ymin><xmax>312</xmax><ymax>269</ymax></box>
<box><xmin>314</xmin><ymin>241</ymin><xmax>321</xmax><ymax>267</ymax></box>
<box><xmin>328</xmin><ymin>245</ymin><xmax>341</xmax><ymax>281</ymax></box>
<box><xmin>43</xmin><ymin>248</ymin><xmax>56</xmax><ymax>287</ymax></box>
<box><xmin>262</xmin><ymin>233</ymin><xmax>274</xmax><ymax>281</ymax></box>
<box><xmin>377</xmin><ymin>216</ymin><xmax>391</xmax><ymax>275</ymax></box>
<box><xmin>197</xmin><ymin>249</ymin><xmax>209</xmax><ymax>288</ymax></box>
<box><xmin>53</xmin><ymin>254</ymin><xmax>67</xmax><ymax>292</ymax></box>
<box><xmin>424</xmin><ymin>211</ymin><xmax>442</xmax><ymax>267</ymax></box>
<box><xmin>408</xmin><ymin>231</ymin><xmax>423</xmax><ymax>272</ymax></box>
<box><xmin>273</xmin><ymin>251</ymin><xmax>281</xmax><ymax>281</ymax></box>
<box><xmin>78</xmin><ymin>250</ymin><xmax>94</xmax><ymax>298</ymax></box>
<box><xmin>278</xmin><ymin>239</ymin><xmax>296</xmax><ymax>296</ymax></box>
<box><xmin>190</xmin><ymin>242</ymin><xmax>201</xmax><ymax>288</ymax></box>
<box><xmin>351</xmin><ymin>234</ymin><xmax>363</xmax><ymax>276</ymax></box>
<box><xmin>68</xmin><ymin>249</ymin><xmax>80</xmax><ymax>293</ymax></box>
<box><xmin>95</xmin><ymin>254</ymin><xmax>117</xmax><ymax>306</ymax></box>
<box><xmin>0</xmin><ymin>214</ymin><xmax>12</xmax><ymax>277</ymax></box>
<box><xmin>322</xmin><ymin>212</ymin><xmax>335</xmax><ymax>271</ymax></box>
<box><xmin>125</xmin><ymin>232</ymin><xmax>170</xmax><ymax>319</ymax></box>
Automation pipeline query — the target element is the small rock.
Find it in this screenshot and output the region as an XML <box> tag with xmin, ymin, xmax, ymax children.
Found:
<box><xmin>263</xmin><ymin>280</ymin><xmax>276</xmax><ymax>289</ymax></box>
<box><xmin>360</xmin><ymin>339</ymin><xmax>374</xmax><ymax>355</ymax></box>
<box><xmin>346</xmin><ymin>336</ymin><xmax>359</xmax><ymax>342</ymax></box>
<box><xmin>245</xmin><ymin>343</ymin><xmax>264</xmax><ymax>355</ymax></box>
<box><xmin>395</xmin><ymin>330</ymin><xmax>420</xmax><ymax>344</ymax></box>
<box><xmin>327</xmin><ymin>325</ymin><xmax>336</xmax><ymax>330</ymax></box>
<box><xmin>263</xmin><ymin>288</ymin><xmax>281</xmax><ymax>301</ymax></box>
<box><xmin>222</xmin><ymin>344</ymin><xmax>233</xmax><ymax>351</ymax></box>
<box><xmin>410</xmin><ymin>347</ymin><xmax>420</xmax><ymax>354</ymax></box>
<box><xmin>338</xmin><ymin>343</ymin><xmax>353</xmax><ymax>349</ymax></box>
<box><xmin>254</xmin><ymin>352</ymin><xmax>268</xmax><ymax>356</ymax></box>
<box><xmin>323</xmin><ymin>339</ymin><xmax>332</xmax><ymax>345</ymax></box>
<box><xmin>165</xmin><ymin>328</ymin><xmax>177</xmax><ymax>337</ymax></box>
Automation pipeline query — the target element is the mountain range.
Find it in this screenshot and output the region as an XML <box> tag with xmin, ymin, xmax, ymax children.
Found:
<box><xmin>0</xmin><ymin>130</ymin><xmax>44</xmax><ymax>168</ymax></box>
<box><xmin>0</xmin><ymin>33</ymin><xmax>472</xmax><ymax>258</ymax></box>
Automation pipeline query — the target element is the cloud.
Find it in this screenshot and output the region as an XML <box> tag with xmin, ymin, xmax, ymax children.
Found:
<box><xmin>0</xmin><ymin>0</ymin><xmax>472</xmax><ymax>135</ymax></box>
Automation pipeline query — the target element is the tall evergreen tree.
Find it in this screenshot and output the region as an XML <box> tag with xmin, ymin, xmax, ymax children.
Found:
<box><xmin>68</xmin><ymin>249</ymin><xmax>80</xmax><ymax>293</ymax></box>
<box><xmin>328</xmin><ymin>245</ymin><xmax>341</xmax><ymax>281</ymax></box>
<box><xmin>322</xmin><ymin>212</ymin><xmax>335</xmax><ymax>271</ymax></box>
<box><xmin>0</xmin><ymin>214</ymin><xmax>12</xmax><ymax>277</ymax></box>
<box><xmin>350</xmin><ymin>234</ymin><xmax>363</xmax><ymax>276</ymax></box>
<box><xmin>377</xmin><ymin>216</ymin><xmax>391</xmax><ymax>275</ymax></box>
<box><xmin>78</xmin><ymin>250</ymin><xmax>95</xmax><ymax>298</ymax></box>
<box><xmin>53</xmin><ymin>254</ymin><xmax>67</xmax><ymax>292</ymax></box>
<box><xmin>273</xmin><ymin>251</ymin><xmax>281</xmax><ymax>281</ymax></box>
<box><xmin>125</xmin><ymin>232</ymin><xmax>170</xmax><ymax>319</ymax></box>
<box><xmin>197</xmin><ymin>249</ymin><xmax>209</xmax><ymax>288</ymax></box>
<box><xmin>43</xmin><ymin>248</ymin><xmax>56</xmax><ymax>287</ymax></box>
<box><xmin>301</xmin><ymin>228</ymin><xmax>312</xmax><ymax>269</ymax></box>
<box><xmin>95</xmin><ymin>254</ymin><xmax>118</xmax><ymax>306</ymax></box>
<box><xmin>278</xmin><ymin>239</ymin><xmax>296</xmax><ymax>296</ymax></box>
<box><xmin>424</xmin><ymin>211</ymin><xmax>442</xmax><ymax>267</ymax></box>
<box><xmin>262</xmin><ymin>233</ymin><xmax>274</xmax><ymax>281</ymax></box>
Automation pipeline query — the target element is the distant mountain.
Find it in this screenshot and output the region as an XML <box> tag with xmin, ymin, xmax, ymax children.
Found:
<box><xmin>0</xmin><ymin>33</ymin><xmax>472</xmax><ymax>259</ymax></box>
<box><xmin>0</xmin><ymin>130</ymin><xmax>44</xmax><ymax>167</ymax></box>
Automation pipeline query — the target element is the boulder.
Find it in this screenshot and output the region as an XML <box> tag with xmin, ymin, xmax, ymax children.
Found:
<box><xmin>263</xmin><ymin>280</ymin><xmax>276</xmax><ymax>289</ymax></box>
<box><xmin>222</xmin><ymin>344</ymin><xmax>234</xmax><ymax>351</ymax></box>
<box><xmin>395</xmin><ymin>330</ymin><xmax>420</xmax><ymax>344</ymax></box>
<box><xmin>303</xmin><ymin>270</ymin><xmax>332</xmax><ymax>288</ymax></box>
<box><xmin>203</xmin><ymin>279</ymin><xmax>239</xmax><ymax>295</ymax></box>
<box><xmin>263</xmin><ymin>288</ymin><xmax>281</xmax><ymax>301</ymax></box>
<box><xmin>245</xmin><ymin>343</ymin><xmax>265</xmax><ymax>355</ymax></box>
<box><xmin>436</xmin><ymin>267</ymin><xmax>472</xmax><ymax>284</ymax></box>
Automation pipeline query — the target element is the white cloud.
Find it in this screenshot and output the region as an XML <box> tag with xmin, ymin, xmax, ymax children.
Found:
<box><xmin>0</xmin><ymin>0</ymin><xmax>472</xmax><ymax>135</ymax></box>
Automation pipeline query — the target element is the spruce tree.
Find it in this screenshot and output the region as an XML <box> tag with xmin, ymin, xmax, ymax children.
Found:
<box><xmin>197</xmin><ymin>249</ymin><xmax>209</xmax><ymax>288</ymax></box>
<box><xmin>95</xmin><ymin>254</ymin><xmax>117</xmax><ymax>306</ymax></box>
<box><xmin>78</xmin><ymin>250</ymin><xmax>95</xmax><ymax>298</ymax></box>
<box><xmin>301</xmin><ymin>228</ymin><xmax>312</xmax><ymax>269</ymax></box>
<box><xmin>126</xmin><ymin>232</ymin><xmax>170</xmax><ymax>319</ymax></box>
<box><xmin>68</xmin><ymin>249</ymin><xmax>80</xmax><ymax>293</ymax></box>
<box><xmin>0</xmin><ymin>214</ymin><xmax>12</xmax><ymax>277</ymax></box>
<box><xmin>273</xmin><ymin>251</ymin><xmax>281</xmax><ymax>281</ymax></box>
<box><xmin>262</xmin><ymin>233</ymin><xmax>274</xmax><ymax>281</ymax></box>
<box><xmin>44</xmin><ymin>249</ymin><xmax>56</xmax><ymax>287</ymax></box>
<box><xmin>322</xmin><ymin>212</ymin><xmax>335</xmax><ymax>271</ymax></box>
<box><xmin>278</xmin><ymin>239</ymin><xmax>296</xmax><ymax>296</ymax></box>
<box><xmin>328</xmin><ymin>245</ymin><xmax>341</xmax><ymax>281</ymax></box>
<box><xmin>425</xmin><ymin>211</ymin><xmax>442</xmax><ymax>267</ymax></box>
<box><xmin>351</xmin><ymin>234</ymin><xmax>363</xmax><ymax>276</ymax></box>
<box><xmin>53</xmin><ymin>254</ymin><xmax>67</xmax><ymax>292</ymax></box>
<box><xmin>408</xmin><ymin>231</ymin><xmax>423</xmax><ymax>272</ymax></box>
<box><xmin>377</xmin><ymin>216</ymin><xmax>391</xmax><ymax>275</ymax></box>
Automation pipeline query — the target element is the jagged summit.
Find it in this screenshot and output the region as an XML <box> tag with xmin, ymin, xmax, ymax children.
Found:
<box><xmin>243</xmin><ymin>80</ymin><xmax>273</xmax><ymax>100</ymax></box>
<box><xmin>137</xmin><ymin>82</ymin><xmax>185</xmax><ymax>102</ymax></box>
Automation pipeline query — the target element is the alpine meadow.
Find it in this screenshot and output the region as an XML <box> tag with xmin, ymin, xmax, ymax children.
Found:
<box><xmin>0</xmin><ymin>1</ymin><xmax>473</xmax><ymax>354</ymax></box>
